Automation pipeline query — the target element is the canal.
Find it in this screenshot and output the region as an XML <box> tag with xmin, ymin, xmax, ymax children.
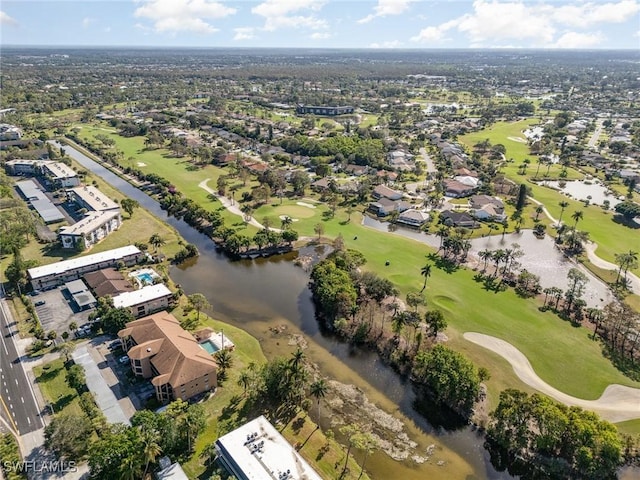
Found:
<box><xmin>58</xmin><ymin>141</ymin><xmax>512</xmax><ymax>479</ymax></box>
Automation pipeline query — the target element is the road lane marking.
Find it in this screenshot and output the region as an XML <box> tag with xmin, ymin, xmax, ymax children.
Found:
<box><xmin>27</xmin><ymin>417</ymin><xmax>31</xmax><ymax>425</ymax></box>
<box><xmin>14</xmin><ymin>379</ymin><xmax>18</xmax><ymax>385</ymax></box>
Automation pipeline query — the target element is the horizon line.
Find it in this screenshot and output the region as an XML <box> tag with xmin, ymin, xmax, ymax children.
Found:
<box><xmin>2</xmin><ymin>44</ymin><xmax>639</xmax><ymax>52</ymax></box>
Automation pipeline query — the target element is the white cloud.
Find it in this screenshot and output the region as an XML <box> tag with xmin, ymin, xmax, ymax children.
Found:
<box><xmin>252</xmin><ymin>0</ymin><xmax>327</xmax><ymax>31</ymax></box>
<box><xmin>412</xmin><ymin>0</ymin><xmax>636</xmax><ymax>48</ymax></box>
<box><xmin>310</xmin><ymin>32</ymin><xmax>331</xmax><ymax>40</ymax></box>
<box><xmin>233</xmin><ymin>27</ymin><xmax>255</xmax><ymax>41</ymax></box>
<box><xmin>411</xmin><ymin>19</ymin><xmax>458</xmax><ymax>43</ymax></box>
<box><xmin>104</xmin><ymin>26</ymin><xmax>112</xmax><ymax>33</ymax></box>
<box><xmin>554</xmin><ymin>1</ymin><xmax>640</xmax><ymax>28</ymax></box>
<box><xmin>358</xmin><ymin>0</ymin><xmax>415</xmax><ymax>24</ymax></box>
<box><xmin>82</xmin><ymin>17</ymin><xmax>94</xmax><ymax>29</ymax></box>
<box><xmin>552</xmin><ymin>31</ymin><xmax>605</xmax><ymax>48</ymax></box>
<box><xmin>369</xmin><ymin>40</ymin><xmax>403</xmax><ymax>48</ymax></box>
<box><xmin>0</xmin><ymin>11</ymin><xmax>18</xmax><ymax>26</ymax></box>
<box><xmin>134</xmin><ymin>0</ymin><xmax>236</xmax><ymax>34</ymax></box>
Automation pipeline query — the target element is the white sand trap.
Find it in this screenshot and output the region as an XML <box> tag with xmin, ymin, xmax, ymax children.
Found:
<box><xmin>464</xmin><ymin>332</ymin><xmax>640</xmax><ymax>422</ymax></box>
<box><xmin>279</xmin><ymin>215</ymin><xmax>299</xmax><ymax>222</ymax></box>
<box><xmin>137</xmin><ymin>162</ymin><xmax>147</xmax><ymax>167</ymax></box>
<box><xmin>507</xmin><ymin>136</ymin><xmax>527</xmax><ymax>143</ymax></box>
<box><xmin>296</xmin><ymin>202</ymin><xmax>317</xmax><ymax>209</ymax></box>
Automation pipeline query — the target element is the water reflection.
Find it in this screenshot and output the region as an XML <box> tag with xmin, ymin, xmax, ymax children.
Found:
<box><xmin>362</xmin><ymin>216</ymin><xmax>613</xmax><ymax>308</ymax></box>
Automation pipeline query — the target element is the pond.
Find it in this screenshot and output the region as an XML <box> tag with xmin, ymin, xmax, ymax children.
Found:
<box><xmin>468</xmin><ymin>231</ymin><xmax>614</xmax><ymax>308</ymax></box>
<box><xmin>540</xmin><ymin>179</ymin><xmax>623</xmax><ymax>208</ymax></box>
<box><xmin>362</xmin><ymin>216</ymin><xmax>614</xmax><ymax>308</ymax></box>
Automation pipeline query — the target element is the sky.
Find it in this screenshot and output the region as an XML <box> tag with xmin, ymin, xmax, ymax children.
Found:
<box><xmin>1</xmin><ymin>0</ymin><xmax>639</xmax><ymax>49</ymax></box>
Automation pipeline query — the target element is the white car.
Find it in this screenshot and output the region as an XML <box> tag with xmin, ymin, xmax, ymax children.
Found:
<box><xmin>118</xmin><ymin>355</ymin><xmax>130</xmax><ymax>365</ymax></box>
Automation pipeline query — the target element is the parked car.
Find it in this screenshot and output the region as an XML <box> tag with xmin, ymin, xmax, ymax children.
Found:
<box><xmin>108</xmin><ymin>340</ymin><xmax>121</xmax><ymax>351</ymax></box>
<box><xmin>34</xmin><ymin>300</ymin><xmax>46</xmax><ymax>307</ymax></box>
<box><xmin>118</xmin><ymin>355</ymin><xmax>130</xmax><ymax>365</ymax></box>
<box><xmin>28</xmin><ymin>290</ymin><xmax>40</xmax><ymax>296</ymax></box>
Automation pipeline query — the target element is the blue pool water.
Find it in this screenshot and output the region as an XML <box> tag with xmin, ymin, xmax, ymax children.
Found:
<box><xmin>201</xmin><ymin>340</ymin><xmax>219</xmax><ymax>354</ymax></box>
<box><xmin>137</xmin><ymin>273</ymin><xmax>154</xmax><ymax>284</ymax></box>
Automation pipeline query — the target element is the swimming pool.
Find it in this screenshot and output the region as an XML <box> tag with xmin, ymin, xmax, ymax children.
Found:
<box><xmin>137</xmin><ymin>272</ymin><xmax>154</xmax><ymax>285</ymax></box>
<box><xmin>200</xmin><ymin>340</ymin><xmax>219</xmax><ymax>354</ymax></box>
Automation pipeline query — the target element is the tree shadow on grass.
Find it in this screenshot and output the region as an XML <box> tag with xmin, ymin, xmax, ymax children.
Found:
<box><xmin>35</xmin><ymin>365</ymin><xmax>64</xmax><ymax>383</ymax></box>
<box><xmin>52</xmin><ymin>393</ymin><xmax>75</xmax><ymax>412</ymax></box>
<box><xmin>426</xmin><ymin>252</ymin><xmax>459</xmax><ymax>274</ymax></box>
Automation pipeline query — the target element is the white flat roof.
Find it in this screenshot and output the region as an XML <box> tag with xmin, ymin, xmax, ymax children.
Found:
<box><xmin>68</xmin><ymin>185</ymin><xmax>119</xmax><ymax>211</ymax></box>
<box><xmin>216</xmin><ymin>415</ymin><xmax>323</xmax><ymax>480</ymax></box>
<box><xmin>112</xmin><ymin>284</ymin><xmax>172</xmax><ymax>309</ymax></box>
<box><xmin>42</xmin><ymin>161</ymin><xmax>77</xmax><ymax>179</ymax></box>
<box><xmin>28</xmin><ymin>245</ymin><xmax>141</xmax><ymax>280</ymax></box>
<box><xmin>59</xmin><ymin>210</ymin><xmax>120</xmax><ymax>236</ymax></box>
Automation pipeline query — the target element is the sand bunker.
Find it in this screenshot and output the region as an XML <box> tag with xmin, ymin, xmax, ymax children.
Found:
<box><xmin>137</xmin><ymin>162</ymin><xmax>147</xmax><ymax>167</ymax></box>
<box><xmin>296</xmin><ymin>202</ymin><xmax>316</xmax><ymax>209</ymax></box>
<box><xmin>464</xmin><ymin>332</ymin><xmax>640</xmax><ymax>422</ymax></box>
<box><xmin>507</xmin><ymin>136</ymin><xmax>527</xmax><ymax>143</ymax></box>
<box><xmin>278</xmin><ymin>215</ymin><xmax>299</xmax><ymax>222</ymax></box>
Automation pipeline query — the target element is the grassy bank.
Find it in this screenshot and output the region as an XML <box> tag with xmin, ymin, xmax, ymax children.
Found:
<box><xmin>178</xmin><ymin>312</ymin><xmax>369</xmax><ymax>480</ymax></box>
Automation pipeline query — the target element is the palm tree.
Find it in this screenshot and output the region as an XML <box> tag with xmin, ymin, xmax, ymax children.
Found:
<box><xmin>141</xmin><ymin>429</ymin><xmax>162</xmax><ymax>479</ymax></box>
<box><xmin>571</xmin><ymin>210</ymin><xmax>584</xmax><ymax>229</ymax></box>
<box><xmin>314</xmin><ymin>222</ymin><xmax>324</xmax><ymax>240</ymax></box>
<box><xmin>420</xmin><ymin>263</ymin><xmax>432</xmax><ymax>292</ymax></box>
<box><xmin>309</xmin><ymin>379</ymin><xmax>328</xmax><ymax>428</ymax></box>
<box><xmin>237</xmin><ymin>370</ymin><xmax>252</xmax><ymax>396</ymax></box>
<box><xmin>280</xmin><ymin>216</ymin><xmax>293</xmax><ymax>230</ymax></box>
<box><xmin>557</xmin><ymin>201</ymin><xmax>569</xmax><ymax>225</ymax></box>
<box><xmin>149</xmin><ymin>233</ymin><xmax>166</xmax><ymax>253</ymax></box>
<box><xmin>214</xmin><ymin>349</ymin><xmax>233</xmax><ymax>373</ymax></box>
<box><xmin>534</xmin><ymin>204</ymin><xmax>544</xmax><ymax>221</ymax></box>
<box><xmin>478</xmin><ymin>249</ymin><xmax>492</xmax><ymax>272</ymax></box>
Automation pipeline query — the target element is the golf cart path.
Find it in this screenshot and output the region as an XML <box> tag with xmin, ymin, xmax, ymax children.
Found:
<box><xmin>464</xmin><ymin>332</ymin><xmax>640</xmax><ymax>422</ymax></box>
<box><xmin>198</xmin><ymin>178</ymin><xmax>281</xmax><ymax>232</ymax></box>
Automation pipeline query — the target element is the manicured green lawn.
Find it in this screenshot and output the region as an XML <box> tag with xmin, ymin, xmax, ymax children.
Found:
<box><xmin>459</xmin><ymin>121</ymin><xmax>640</xmax><ymax>277</ymax></box>
<box><xmin>34</xmin><ymin>358</ymin><xmax>84</xmax><ymax>418</ymax></box>
<box><xmin>73</xmin><ymin>122</ymin><xmax>640</xmax><ymax>411</ymax></box>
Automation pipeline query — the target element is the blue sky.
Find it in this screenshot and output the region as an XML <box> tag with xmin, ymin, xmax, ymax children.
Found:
<box><xmin>1</xmin><ymin>1</ymin><xmax>639</xmax><ymax>49</ymax></box>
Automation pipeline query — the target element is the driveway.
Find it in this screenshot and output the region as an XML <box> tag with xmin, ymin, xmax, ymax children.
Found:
<box><xmin>72</xmin><ymin>345</ymin><xmax>131</xmax><ymax>425</ymax></box>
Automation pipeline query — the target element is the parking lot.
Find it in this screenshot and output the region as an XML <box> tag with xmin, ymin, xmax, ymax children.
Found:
<box><xmin>31</xmin><ymin>287</ymin><xmax>93</xmax><ymax>337</ymax></box>
<box><xmin>93</xmin><ymin>339</ymin><xmax>156</xmax><ymax>410</ymax></box>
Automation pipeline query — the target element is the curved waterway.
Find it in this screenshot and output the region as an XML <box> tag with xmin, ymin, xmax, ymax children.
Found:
<box><xmin>59</xmin><ymin>142</ymin><xmax>512</xmax><ymax>479</ymax></box>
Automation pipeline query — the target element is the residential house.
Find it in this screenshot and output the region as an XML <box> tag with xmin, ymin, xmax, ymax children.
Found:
<box><xmin>439</xmin><ymin>210</ymin><xmax>478</xmax><ymax>228</ymax></box>
<box><xmin>387</xmin><ymin>150</ymin><xmax>415</xmax><ymax>171</ymax></box>
<box><xmin>372</xmin><ymin>184</ymin><xmax>403</xmax><ymax>200</ymax></box>
<box><xmin>397</xmin><ymin>209</ymin><xmax>430</xmax><ymax>227</ymax></box>
<box><xmin>310</xmin><ymin>177</ymin><xmax>331</xmax><ymax>192</ymax></box>
<box><xmin>443</xmin><ymin>179</ymin><xmax>475</xmax><ymax>198</ymax></box>
<box><xmin>344</xmin><ymin>164</ymin><xmax>368</xmax><ymax>176</ymax></box>
<box><xmin>470</xmin><ymin>195</ymin><xmax>504</xmax><ymax>213</ymax></box>
<box><xmin>118</xmin><ymin>311</ymin><xmax>218</xmax><ymax>402</ymax></box>
<box><xmin>369</xmin><ymin>198</ymin><xmax>411</xmax><ymax>216</ymax></box>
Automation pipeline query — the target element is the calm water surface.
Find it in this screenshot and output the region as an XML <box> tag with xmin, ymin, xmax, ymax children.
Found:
<box><xmin>61</xmin><ymin>141</ymin><xmax>515</xmax><ymax>479</ymax></box>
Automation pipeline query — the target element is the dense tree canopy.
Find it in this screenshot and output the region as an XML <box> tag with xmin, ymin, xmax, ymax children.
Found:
<box><xmin>488</xmin><ymin>389</ymin><xmax>622</xmax><ymax>480</ymax></box>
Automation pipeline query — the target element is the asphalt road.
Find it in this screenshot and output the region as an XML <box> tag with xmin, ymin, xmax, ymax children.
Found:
<box><xmin>0</xmin><ymin>298</ymin><xmax>43</xmax><ymax>435</ymax></box>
